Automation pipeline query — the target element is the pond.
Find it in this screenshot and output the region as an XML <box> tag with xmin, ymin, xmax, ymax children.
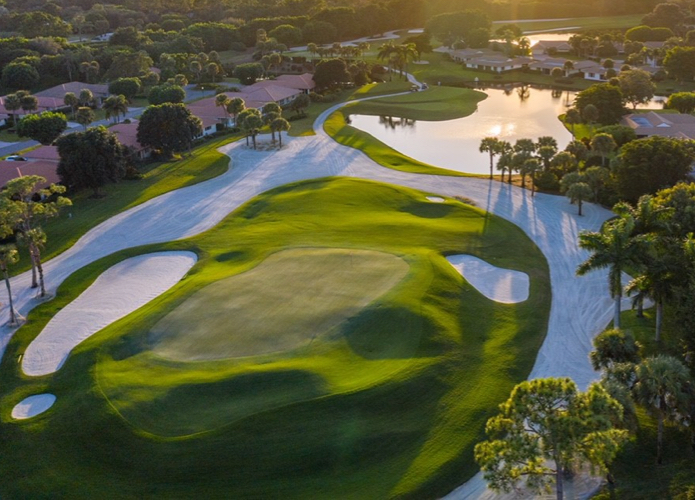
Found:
<box><xmin>348</xmin><ymin>86</ymin><xmax>667</xmax><ymax>176</ymax></box>
<box><xmin>348</xmin><ymin>87</ymin><xmax>575</xmax><ymax>175</ymax></box>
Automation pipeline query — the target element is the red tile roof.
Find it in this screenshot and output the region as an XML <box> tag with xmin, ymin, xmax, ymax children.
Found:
<box><xmin>0</xmin><ymin>160</ymin><xmax>60</xmax><ymax>189</ymax></box>
<box><xmin>23</xmin><ymin>145</ymin><xmax>60</xmax><ymax>162</ymax></box>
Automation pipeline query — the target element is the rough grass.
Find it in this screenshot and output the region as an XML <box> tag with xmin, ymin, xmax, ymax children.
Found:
<box><xmin>0</xmin><ymin>177</ymin><xmax>550</xmax><ymax>499</ymax></box>
<box><xmin>149</xmin><ymin>248</ymin><xmax>410</xmax><ymax>361</ymax></box>
<box><xmin>344</xmin><ymin>86</ymin><xmax>486</xmax><ymax>122</ymax></box>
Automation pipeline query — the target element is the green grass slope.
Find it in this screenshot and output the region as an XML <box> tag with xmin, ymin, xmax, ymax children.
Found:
<box><xmin>0</xmin><ymin>178</ymin><xmax>550</xmax><ymax>499</ymax></box>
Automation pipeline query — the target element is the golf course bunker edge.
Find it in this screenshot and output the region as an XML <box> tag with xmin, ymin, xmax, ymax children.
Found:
<box><xmin>149</xmin><ymin>247</ymin><xmax>410</xmax><ymax>361</ymax></box>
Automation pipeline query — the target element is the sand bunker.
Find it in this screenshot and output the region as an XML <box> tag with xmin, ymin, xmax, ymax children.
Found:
<box><xmin>446</xmin><ymin>255</ymin><xmax>529</xmax><ymax>304</ymax></box>
<box><xmin>11</xmin><ymin>394</ymin><xmax>56</xmax><ymax>419</ymax></box>
<box><xmin>22</xmin><ymin>251</ymin><xmax>197</xmax><ymax>377</ymax></box>
<box><xmin>427</xmin><ymin>196</ymin><xmax>445</xmax><ymax>203</ymax></box>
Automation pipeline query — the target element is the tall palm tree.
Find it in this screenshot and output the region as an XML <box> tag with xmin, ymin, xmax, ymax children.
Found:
<box><xmin>565</xmin><ymin>108</ymin><xmax>582</xmax><ymax>137</ymax></box>
<box><xmin>377</xmin><ymin>42</ymin><xmax>396</xmax><ymax>81</ymax></box>
<box><xmin>3</xmin><ymin>93</ymin><xmax>21</xmax><ymax>126</ymax></box>
<box><xmin>632</xmin><ymin>355</ymin><xmax>692</xmax><ymax>464</ymax></box>
<box><xmin>590</xmin><ymin>133</ymin><xmax>617</xmax><ymax>167</ymax></box>
<box><xmin>577</xmin><ymin>215</ymin><xmax>650</xmax><ymax>328</ymax></box>
<box><xmin>521</xmin><ymin>158</ymin><xmax>541</xmax><ymax>193</ymax></box>
<box><xmin>563</xmin><ymin>60</ymin><xmax>575</xmax><ymax>77</ymax></box>
<box><xmin>479</xmin><ymin>137</ymin><xmax>503</xmax><ymax>179</ymax></box>
<box><xmin>496</xmin><ymin>151</ymin><xmax>513</xmax><ymax>184</ymax></box>
<box><xmin>189</xmin><ymin>60</ymin><xmax>202</xmax><ymax>83</ymax></box>
<box><xmin>0</xmin><ymin>244</ymin><xmax>20</xmax><ymax>326</ymax></box>
<box><xmin>78</xmin><ymin>88</ymin><xmax>94</xmax><ymax>108</ymax></box>
<box><xmin>63</xmin><ymin>92</ymin><xmax>78</xmax><ymax>120</ymax></box>
<box><xmin>226</xmin><ymin>97</ymin><xmax>246</xmax><ymax>127</ymax></box>
<box><xmin>215</xmin><ymin>94</ymin><xmax>230</xmax><ymax>124</ymax></box>
<box><xmin>566</xmin><ymin>182</ymin><xmax>593</xmax><ymax>216</ymax></box>
<box><xmin>271</xmin><ymin>117</ymin><xmax>290</xmax><ymax>147</ymax></box>
<box><xmin>103</xmin><ymin>94</ymin><xmax>128</xmax><ymax>123</ymax></box>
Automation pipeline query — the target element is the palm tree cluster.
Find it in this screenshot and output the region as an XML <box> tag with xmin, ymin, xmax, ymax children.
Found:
<box><xmin>229</xmin><ymin>97</ymin><xmax>290</xmax><ymax>150</ymax></box>
<box><xmin>377</xmin><ymin>42</ymin><xmax>419</xmax><ymax>81</ymax></box>
<box><xmin>590</xmin><ymin>328</ymin><xmax>694</xmax><ymax>467</ymax></box>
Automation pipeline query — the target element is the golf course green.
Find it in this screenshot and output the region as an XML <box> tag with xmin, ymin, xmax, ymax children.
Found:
<box><xmin>1</xmin><ymin>177</ymin><xmax>550</xmax><ymax>499</ymax></box>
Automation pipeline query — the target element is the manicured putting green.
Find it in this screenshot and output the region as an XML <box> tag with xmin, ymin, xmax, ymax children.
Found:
<box><xmin>150</xmin><ymin>248</ymin><xmax>409</xmax><ymax>361</ymax></box>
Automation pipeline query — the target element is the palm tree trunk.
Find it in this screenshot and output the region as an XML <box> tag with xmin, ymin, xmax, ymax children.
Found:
<box><xmin>279</xmin><ymin>132</ymin><xmax>283</xmax><ymax>147</ymax></box>
<box><xmin>252</xmin><ymin>133</ymin><xmax>257</xmax><ymax>150</ymax></box>
<box><xmin>578</xmin><ymin>199</ymin><xmax>583</xmax><ymax>216</ymax></box>
<box><xmin>555</xmin><ymin>459</ymin><xmax>564</xmax><ymax>500</ymax></box>
<box><xmin>29</xmin><ymin>253</ymin><xmax>37</xmax><ymax>288</ymax></box>
<box><xmin>657</xmin><ymin>409</ymin><xmax>664</xmax><ymax>465</ymax></box>
<box><xmin>489</xmin><ymin>155</ymin><xmax>494</xmax><ymax>179</ymax></box>
<box><xmin>33</xmin><ymin>245</ymin><xmax>45</xmax><ymax>297</ymax></box>
<box><xmin>636</xmin><ymin>296</ymin><xmax>644</xmax><ymax>318</ymax></box>
<box><xmin>3</xmin><ymin>267</ymin><xmax>16</xmax><ymax>325</ymax></box>
<box><xmin>614</xmin><ymin>292</ymin><xmax>622</xmax><ymax>329</ymax></box>
<box><xmin>655</xmin><ymin>301</ymin><xmax>663</xmax><ymax>342</ymax></box>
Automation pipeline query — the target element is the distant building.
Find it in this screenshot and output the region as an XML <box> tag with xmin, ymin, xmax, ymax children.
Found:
<box><xmin>34</xmin><ymin>82</ymin><xmax>110</xmax><ymax>104</ymax></box>
<box><xmin>109</xmin><ymin>121</ymin><xmax>152</xmax><ymax>160</ymax></box>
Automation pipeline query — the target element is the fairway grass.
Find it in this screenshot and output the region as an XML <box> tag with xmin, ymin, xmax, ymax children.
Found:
<box><xmin>1</xmin><ymin>178</ymin><xmax>550</xmax><ymax>499</ymax></box>
<box><xmin>150</xmin><ymin>248</ymin><xmax>410</xmax><ymax>361</ymax></box>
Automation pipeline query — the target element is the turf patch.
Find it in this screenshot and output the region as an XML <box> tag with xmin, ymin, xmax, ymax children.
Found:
<box><xmin>149</xmin><ymin>248</ymin><xmax>409</xmax><ymax>361</ymax></box>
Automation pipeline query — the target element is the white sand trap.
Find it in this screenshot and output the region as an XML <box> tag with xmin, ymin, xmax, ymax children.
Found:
<box><xmin>427</xmin><ymin>196</ymin><xmax>445</xmax><ymax>203</ymax></box>
<box><xmin>11</xmin><ymin>394</ymin><xmax>56</xmax><ymax>419</ymax></box>
<box><xmin>412</xmin><ymin>60</ymin><xmax>430</xmax><ymax>64</ymax></box>
<box><xmin>446</xmin><ymin>255</ymin><xmax>529</xmax><ymax>304</ymax></box>
<box><xmin>22</xmin><ymin>251</ymin><xmax>197</xmax><ymax>377</ymax></box>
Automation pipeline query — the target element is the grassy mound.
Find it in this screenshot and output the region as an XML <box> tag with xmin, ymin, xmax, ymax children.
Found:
<box><xmin>0</xmin><ymin>178</ymin><xmax>550</xmax><ymax>499</ymax></box>
<box><xmin>150</xmin><ymin>248</ymin><xmax>410</xmax><ymax>361</ymax></box>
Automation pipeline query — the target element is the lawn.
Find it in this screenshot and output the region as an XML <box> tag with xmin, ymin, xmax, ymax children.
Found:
<box><xmin>0</xmin><ymin>177</ymin><xmax>551</xmax><ymax>499</ymax></box>
<box><xmin>14</xmin><ymin>133</ymin><xmax>238</xmax><ymax>274</ymax></box>
<box><xmin>500</xmin><ymin>14</ymin><xmax>644</xmax><ymax>33</ymax></box>
<box><xmin>324</xmin><ymin>87</ymin><xmax>487</xmax><ymax>177</ymax></box>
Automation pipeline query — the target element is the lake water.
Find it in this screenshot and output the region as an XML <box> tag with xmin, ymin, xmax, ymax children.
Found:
<box><xmin>349</xmin><ymin>87</ymin><xmax>575</xmax><ymax>175</ymax></box>
<box><xmin>348</xmin><ymin>87</ymin><xmax>667</xmax><ymax>176</ymax></box>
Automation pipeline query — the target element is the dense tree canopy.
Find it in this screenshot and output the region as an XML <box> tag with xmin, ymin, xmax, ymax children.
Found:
<box><xmin>664</xmin><ymin>47</ymin><xmax>695</xmax><ymax>82</ymax></box>
<box><xmin>1</xmin><ymin>62</ymin><xmax>39</xmax><ymax>90</ymax></box>
<box><xmin>313</xmin><ymin>58</ymin><xmax>351</xmax><ymax>89</ymax></box>
<box><xmin>148</xmin><ymin>83</ymin><xmax>186</xmax><ymax>105</ymax></box>
<box><xmin>56</xmin><ymin>126</ymin><xmax>129</xmax><ymax>197</ymax></box>
<box><xmin>137</xmin><ymin>103</ymin><xmax>203</xmax><ymax>157</ymax></box>
<box><xmin>613</xmin><ymin>136</ymin><xmax>694</xmax><ymax>202</ymax></box>
<box><xmin>425</xmin><ymin>9</ymin><xmax>491</xmax><ymax>45</ymax></box>
<box><xmin>575</xmin><ymin>83</ymin><xmax>625</xmax><ymax>125</ymax></box>
<box><xmin>16</xmin><ymin>112</ymin><xmax>67</xmax><ymax>145</ymax></box>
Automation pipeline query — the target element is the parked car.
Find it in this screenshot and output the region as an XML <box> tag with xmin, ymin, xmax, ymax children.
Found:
<box><xmin>5</xmin><ymin>155</ymin><xmax>27</xmax><ymax>161</ymax></box>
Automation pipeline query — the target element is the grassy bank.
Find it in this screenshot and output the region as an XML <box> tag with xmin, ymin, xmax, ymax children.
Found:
<box><xmin>0</xmin><ymin>177</ymin><xmax>551</xmax><ymax>499</ymax></box>
<box><xmin>325</xmin><ymin>87</ymin><xmax>487</xmax><ymax>177</ymax></box>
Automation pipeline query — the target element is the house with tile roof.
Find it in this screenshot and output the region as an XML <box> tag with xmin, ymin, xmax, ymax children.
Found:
<box><xmin>621</xmin><ymin>112</ymin><xmax>695</xmax><ymax>140</ymax></box>
<box><xmin>109</xmin><ymin>120</ymin><xmax>152</xmax><ymax>160</ymax></box>
<box><xmin>34</xmin><ymin>82</ymin><xmax>109</xmax><ymax>104</ymax></box>
<box><xmin>0</xmin><ymin>160</ymin><xmax>60</xmax><ymax>189</ymax></box>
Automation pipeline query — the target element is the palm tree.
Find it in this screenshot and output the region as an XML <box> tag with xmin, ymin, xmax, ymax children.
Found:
<box><xmin>78</xmin><ymin>88</ymin><xmax>94</xmax><ymax>107</ymax></box>
<box><xmin>307</xmin><ymin>43</ymin><xmax>318</xmax><ymax>57</ymax></box>
<box><xmin>496</xmin><ymin>151</ymin><xmax>513</xmax><ymax>184</ymax></box>
<box><xmin>632</xmin><ymin>355</ymin><xmax>693</xmax><ymax>464</ymax></box>
<box><xmin>590</xmin><ymin>328</ymin><xmax>641</xmax><ymax>371</ymax></box>
<box><xmin>479</xmin><ymin>137</ymin><xmax>503</xmax><ymax>179</ymax></box>
<box><xmin>394</xmin><ymin>43</ymin><xmax>418</xmax><ymax>80</ymax></box>
<box><xmin>226</xmin><ymin>97</ymin><xmax>245</xmax><ymax>127</ymax></box>
<box><xmin>238</xmin><ymin>108</ymin><xmax>263</xmax><ymax>149</ymax></box>
<box><xmin>268</xmin><ymin>53</ymin><xmax>282</xmax><ymax>74</ymax></box>
<box><xmin>377</xmin><ymin>42</ymin><xmax>396</xmax><ymax>81</ymax></box>
<box><xmin>565</xmin><ymin>108</ymin><xmax>582</xmax><ymax>137</ymax></box>
<box><xmin>103</xmin><ymin>95</ymin><xmax>128</xmax><ymax>123</ymax></box>
<box><xmin>189</xmin><ymin>60</ymin><xmax>202</xmax><ymax>83</ymax></box>
<box><xmin>577</xmin><ymin>215</ymin><xmax>650</xmax><ymax>328</ymax></box>
<box><xmin>75</xmin><ymin>107</ymin><xmax>94</xmax><ymax>130</ymax></box>
<box><xmin>19</xmin><ymin>228</ymin><xmax>47</xmax><ymax>297</ymax></box>
<box><xmin>563</xmin><ymin>60</ymin><xmax>575</xmax><ymax>77</ymax></box>
<box><xmin>271</xmin><ymin>117</ymin><xmax>290</xmax><ymax>147</ymax></box>
<box><xmin>20</xmin><ymin>93</ymin><xmax>38</xmax><ymax>115</ymax></box>
<box><xmin>206</xmin><ymin>62</ymin><xmax>219</xmax><ymax>82</ymax></box>
<box><xmin>521</xmin><ymin>158</ymin><xmax>541</xmax><ymax>193</ymax></box>
<box><xmin>63</xmin><ymin>92</ymin><xmax>78</xmax><ymax>120</ymax></box>
<box><xmin>566</xmin><ymin>182</ymin><xmax>593</xmax><ymax>216</ymax></box>
<box><xmin>3</xmin><ymin>93</ymin><xmax>21</xmax><ymax>126</ymax></box>
<box><xmin>0</xmin><ymin>244</ymin><xmax>20</xmax><ymax>326</ymax></box>
<box><xmin>591</xmin><ymin>133</ymin><xmax>617</xmax><ymax>167</ymax></box>
<box><xmin>358</xmin><ymin>41</ymin><xmax>370</xmax><ymax>60</ymax></box>
<box><xmin>215</xmin><ymin>94</ymin><xmax>230</xmax><ymax>124</ymax></box>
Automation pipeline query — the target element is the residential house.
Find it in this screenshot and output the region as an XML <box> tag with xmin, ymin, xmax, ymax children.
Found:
<box><xmin>34</xmin><ymin>82</ymin><xmax>110</xmax><ymax>104</ymax></box>
<box><xmin>0</xmin><ymin>160</ymin><xmax>60</xmax><ymax>189</ymax></box>
<box><xmin>532</xmin><ymin>40</ymin><xmax>573</xmax><ymax>56</ymax></box>
<box><xmin>109</xmin><ymin>121</ymin><xmax>152</xmax><ymax>160</ymax></box>
<box><xmin>621</xmin><ymin>112</ymin><xmax>695</xmax><ymax>140</ymax></box>
<box><xmin>465</xmin><ymin>55</ymin><xmax>529</xmax><ymax>73</ymax></box>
